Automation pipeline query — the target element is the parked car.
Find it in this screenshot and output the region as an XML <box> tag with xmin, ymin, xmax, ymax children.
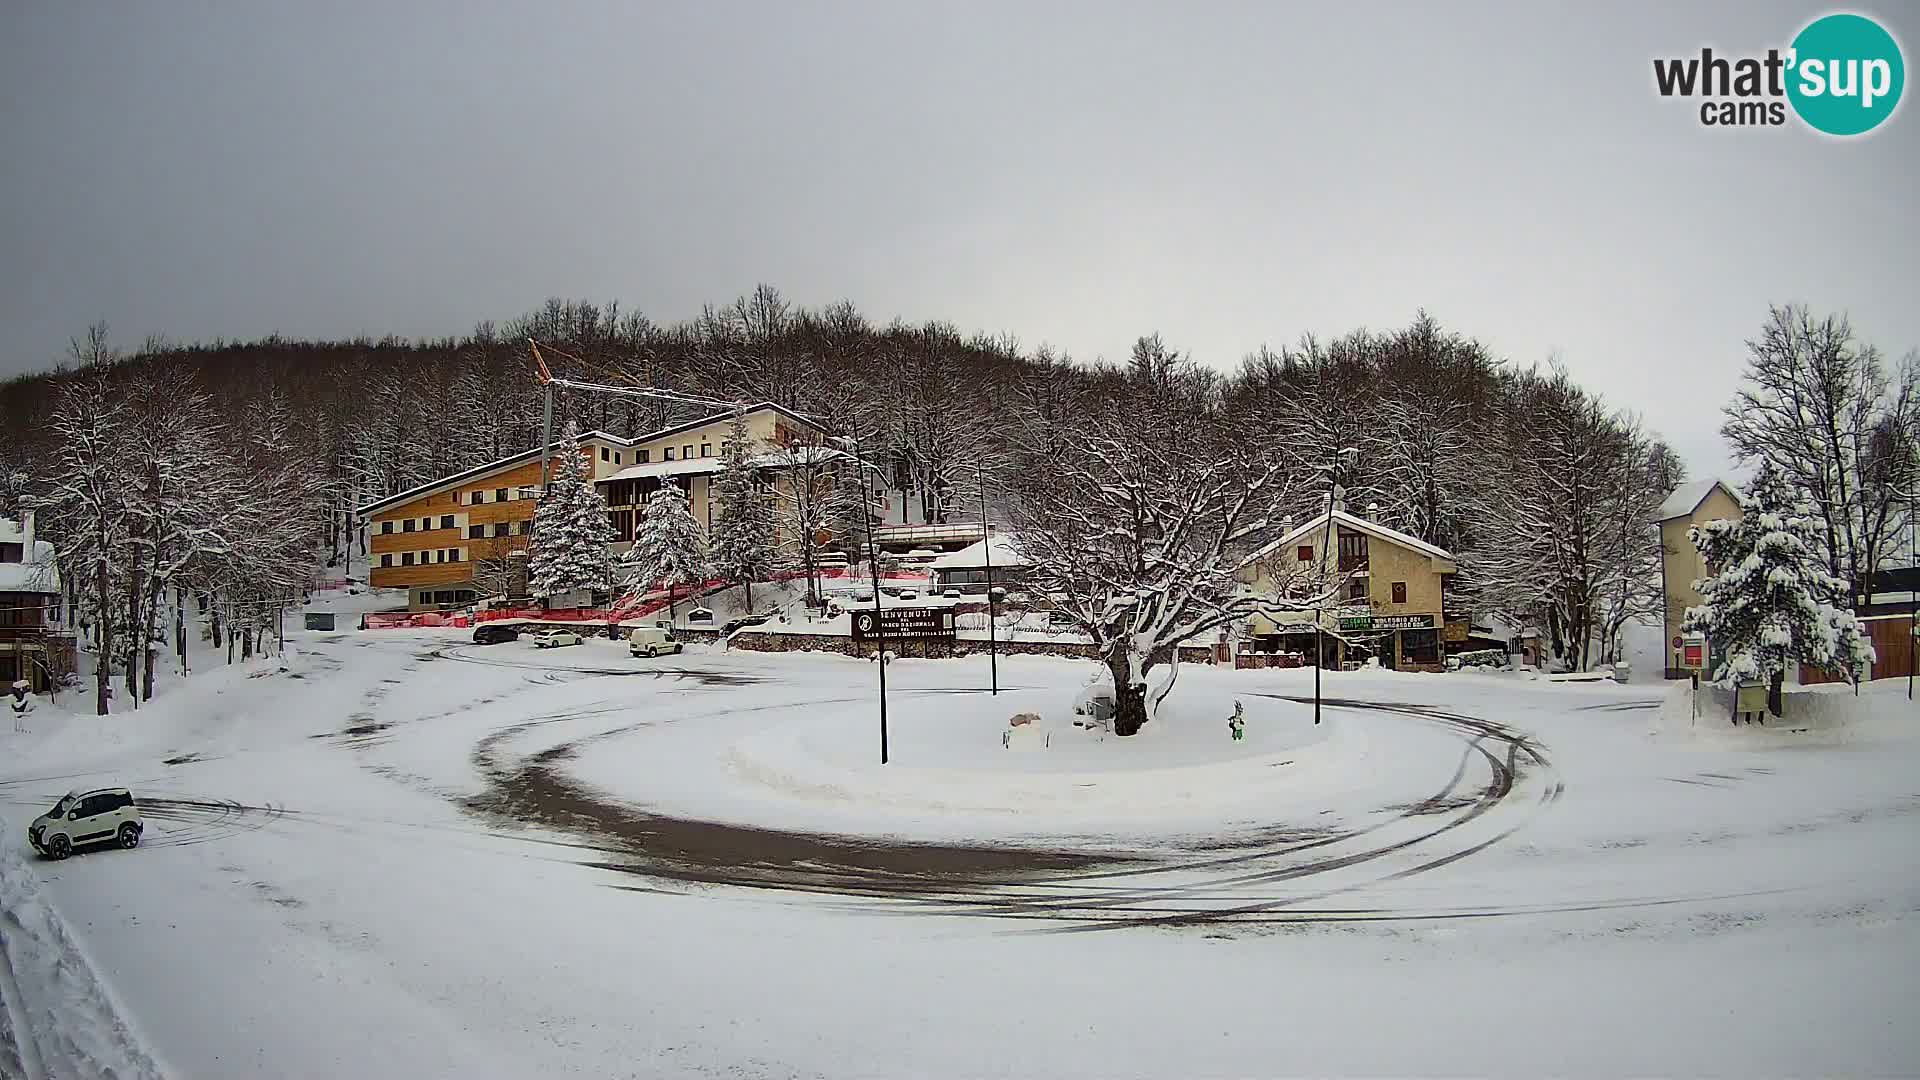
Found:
<box><xmin>629</xmin><ymin>626</ymin><xmax>684</xmax><ymax>658</ymax></box>
<box><xmin>896</xmin><ymin>588</ymin><xmax>919</xmax><ymax>600</ymax></box>
<box><xmin>472</xmin><ymin>622</ymin><xmax>522</xmax><ymax>645</ymax></box>
<box><xmin>532</xmin><ymin>628</ymin><xmax>582</xmax><ymax>649</ymax></box>
<box><xmin>941</xmin><ymin>588</ymin><xmax>964</xmax><ymax>599</ymax></box>
<box><xmin>30</xmin><ymin>788</ymin><xmax>142</xmax><ymax>860</ymax></box>
<box><xmin>721</xmin><ymin>614</ymin><xmax>771</xmax><ymax>635</ymax></box>
<box><xmin>687</xmin><ymin>607</ymin><xmax>715</xmax><ymax>623</ymax></box>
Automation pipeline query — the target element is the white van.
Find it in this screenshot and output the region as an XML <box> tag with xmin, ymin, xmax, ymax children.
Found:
<box><xmin>628</xmin><ymin>626</ymin><xmax>684</xmax><ymax>658</ymax></box>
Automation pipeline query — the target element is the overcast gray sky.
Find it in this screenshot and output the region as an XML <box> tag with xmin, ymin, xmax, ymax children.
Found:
<box><xmin>3</xmin><ymin>1</ymin><xmax>1915</xmax><ymax>478</ymax></box>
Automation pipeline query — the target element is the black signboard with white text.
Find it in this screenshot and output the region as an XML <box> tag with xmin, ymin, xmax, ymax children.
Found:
<box><xmin>851</xmin><ymin>607</ymin><xmax>955</xmax><ymax>640</ymax></box>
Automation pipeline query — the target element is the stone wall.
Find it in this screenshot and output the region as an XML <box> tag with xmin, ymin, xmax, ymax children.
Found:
<box><xmin>727</xmin><ymin>631</ymin><xmax>1214</xmax><ymax>665</ymax></box>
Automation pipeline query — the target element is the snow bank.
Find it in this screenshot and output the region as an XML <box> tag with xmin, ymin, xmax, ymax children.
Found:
<box><xmin>0</xmin><ymin>844</ymin><xmax>166</xmax><ymax>1079</ymax></box>
<box><xmin>566</xmin><ymin>676</ymin><xmax>1362</xmax><ymax>840</ymax></box>
<box><xmin>1655</xmin><ymin>677</ymin><xmax>1913</xmax><ymax>746</ymax></box>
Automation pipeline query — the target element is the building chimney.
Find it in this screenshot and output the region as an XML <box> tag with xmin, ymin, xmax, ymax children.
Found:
<box><xmin>20</xmin><ymin>507</ymin><xmax>33</xmax><ymax>557</ymax></box>
<box><xmin>1330</xmin><ymin>485</ymin><xmax>1347</xmax><ymax>514</ymax></box>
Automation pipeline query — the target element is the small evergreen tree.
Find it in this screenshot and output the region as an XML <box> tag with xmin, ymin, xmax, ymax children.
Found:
<box><xmin>528</xmin><ymin>422</ymin><xmax>615</xmax><ymax>599</ymax></box>
<box><xmin>626</xmin><ymin>480</ymin><xmax>709</xmax><ymax>623</ymax></box>
<box><xmin>708</xmin><ymin>409</ymin><xmax>777</xmax><ymax>613</ymax></box>
<box><xmin>1683</xmin><ymin>461</ymin><xmax>1875</xmax><ymax>698</ymax></box>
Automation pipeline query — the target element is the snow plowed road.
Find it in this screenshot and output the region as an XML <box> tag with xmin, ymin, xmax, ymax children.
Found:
<box><xmin>1</xmin><ymin>631</ymin><xmax>1914</xmax><ymax>1078</ymax></box>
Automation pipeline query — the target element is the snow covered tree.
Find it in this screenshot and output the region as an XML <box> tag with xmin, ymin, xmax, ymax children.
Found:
<box><xmin>625</xmin><ymin>480</ymin><xmax>709</xmax><ymax>623</ymax></box>
<box><xmin>1722</xmin><ymin>305</ymin><xmax>1920</xmax><ymax>597</ymax></box>
<box><xmin>1682</xmin><ymin>462</ymin><xmax>1874</xmax><ymax>698</ymax></box>
<box><xmin>527</xmin><ymin>422</ymin><xmax>615</xmax><ymax>598</ymax></box>
<box><xmin>31</xmin><ymin>369</ymin><xmax>131</xmax><ymax>715</ymax></box>
<box><xmin>707</xmin><ymin>408</ymin><xmax>777</xmax><ymax>613</ymax></box>
<box><xmin>1009</xmin><ymin>344</ymin><xmax>1316</xmax><ymax>737</ymax></box>
<box><xmin>765</xmin><ymin>437</ymin><xmax>858</xmax><ymax>609</ymax></box>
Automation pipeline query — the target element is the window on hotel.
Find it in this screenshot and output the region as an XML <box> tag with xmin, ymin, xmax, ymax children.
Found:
<box><xmin>700</xmin><ymin>443</ymin><xmax>711</xmax><ymax>457</ymax></box>
<box><xmin>0</xmin><ymin>543</ymin><xmax>20</xmax><ymax>563</ymax></box>
<box><xmin>1391</xmin><ymin>581</ymin><xmax>1407</xmax><ymax>604</ymax></box>
<box><xmin>440</xmin><ymin>515</ymin><xmax>454</xmax><ymax>529</ymax></box>
<box><xmin>467</xmin><ymin>525</ymin><xmax>483</xmax><ymax>539</ymax></box>
<box><xmin>1296</xmin><ymin>545</ymin><xmax>1313</xmax><ymax>563</ymax></box>
<box><xmin>1347</xmin><ymin>578</ymin><xmax>1367</xmax><ymax>602</ymax></box>
<box><xmin>401</xmin><ymin>552</ymin><xmax>414</xmax><ymax>566</ymax></box>
<box><xmin>379</xmin><ymin>554</ymin><xmax>392</xmax><ymax>568</ymax></box>
<box><xmin>495</xmin><ymin>488</ymin><xmax>509</xmax><ymax>502</ymax></box>
<box><xmin>493</xmin><ymin>523</ymin><xmax>509</xmax><ymax>537</ymax></box>
<box><xmin>1338</xmin><ymin>532</ymin><xmax>1369</xmax><ymax>571</ymax></box>
<box><xmin>637</xmin><ymin>450</ymin><xmax>650</xmax><ymax>463</ymax></box>
<box><xmin>664</xmin><ymin>447</ymin><xmax>675</xmax><ymax>461</ymax></box>
<box><xmin>683</xmin><ymin>444</ymin><xmax>693</xmax><ymax>460</ymax></box>
<box><xmin>402</xmin><ymin>519</ymin><xmax>415</xmax><ymax>533</ymax></box>
<box><xmin>615</xmin><ymin>452</ymin><xmax>622</xmax><ymax>464</ymax></box>
<box><xmin>381</xmin><ymin>521</ymin><xmax>393</xmax><ymax>534</ymax></box>
<box><xmin>471</xmin><ymin>490</ymin><xmax>485</xmax><ymax>504</ymax></box>
<box><xmin>420</xmin><ymin>518</ymin><xmax>431</xmax><ymax>530</ymax></box>
<box><xmin>448</xmin><ymin>549</ymin><xmax>461</xmax><ymax>562</ymax></box>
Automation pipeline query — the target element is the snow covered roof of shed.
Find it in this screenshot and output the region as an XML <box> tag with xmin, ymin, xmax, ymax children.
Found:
<box><xmin>1656</xmin><ymin>479</ymin><xmax>1738</xmax><ymax>522</ymax></box>
<box><xmin>928</xmin><ymin>533</ymin><xmax>1028</xmax><ymax>571</ymax></box>
<box><xmin>1250</xmin><ymin>509</ymin><xmax>1456</xmax><ymax>566</ymax></box>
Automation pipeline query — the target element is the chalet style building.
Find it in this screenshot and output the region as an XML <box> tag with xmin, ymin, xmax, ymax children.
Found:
<box><xmin>1237</xmin><ymin>503</ymin><xmax>1460</xmax><ymax>672</ymax></box>
<box><xmin>358</xmin><ymin>403</ymin><xmax>864</xmax><ymax>610</ymax></box>
<box><xmin>0</xmin><ymin>512</ymin><xmax>73</xmax><ymax>691</ymax></box>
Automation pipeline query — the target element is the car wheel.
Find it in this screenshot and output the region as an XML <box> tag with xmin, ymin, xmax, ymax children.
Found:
<box><xmin>645</xmin><ymin>646</ymin><xmax>657</xmax><ymax>658</ymax></box>
<box><xmin>118</xmin><ymin>823</ymin><xmax>140</xmax><ymax>849</ymax></box>
<box><xmin>47</xmin><ymin>834</ymin><xmax>71</xmax><ymax>860</ymax></box>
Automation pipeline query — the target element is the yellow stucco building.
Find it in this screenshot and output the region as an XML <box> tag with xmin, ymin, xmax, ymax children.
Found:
<box><xmin>1655</xmin><ymin>478</ymin><xmax>1741</xmax><ymax>678</ymax></box>
<box><xmin>1238</xmin><ymin>505</ymin><xmax>1458</xmax><ymax>671</ymax></box>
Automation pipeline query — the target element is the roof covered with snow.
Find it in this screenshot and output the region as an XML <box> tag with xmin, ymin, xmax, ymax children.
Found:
<box><xmin>0</xmin><ymin>539</ymin><xmax>59</xmax><ymax>593</ymax></box>
<box><xmin>928</xmin><ymin>532</ymin><xmax>1027</xmax><ymax>571</ymax></box>
<box><xmin>1251</xmin><ymin>509</ymin><xmax>1456</xmax><ymax>566</ymax></box>
<box><xmin>356</xmin><ymin>430</ymin><xmax>632</xmax><ymax>516</ymax></box>
<box><xmin>1656</xmin><ymin>479</ymin><xmax>1737</xmax><ymax>522</ymax></box>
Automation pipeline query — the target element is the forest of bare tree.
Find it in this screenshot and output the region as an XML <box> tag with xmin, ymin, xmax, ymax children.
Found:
<box><xmin>1</xmin><ymin>286</ymin><xmax>1702</xmax><ymax>711</ymax></box>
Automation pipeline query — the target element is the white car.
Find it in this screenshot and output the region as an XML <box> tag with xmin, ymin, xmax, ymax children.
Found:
<box><xmin>30</xmin><ymin>788</ymin><xmax>142</xmax><ymax>860</ymax></box>
<box><xmin>628</xmin><ymin>626</ymin><xmax>684</xmax><ymax>658</ymax></box>
<box><xmin>531</xmin><ymin>628</ymin><xmax>582</xmax><ymax>649</ymax></box>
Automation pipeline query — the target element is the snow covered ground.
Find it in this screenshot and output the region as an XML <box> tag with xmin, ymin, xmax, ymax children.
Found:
<box><xmin>0</xmin><ymin>631</ymin><xmax>1915</xmax><ymax>1077</ymax></box>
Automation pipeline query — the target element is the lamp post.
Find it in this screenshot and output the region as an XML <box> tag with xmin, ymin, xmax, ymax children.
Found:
<box><xmin>1313</xmin><ymin>448</ymin><xmax>1358</xmax><ymax>726</ymax></box>
<box><xmin>852</xmin><ymin>428</ymin><xmax>888</xmax><ymax>763</ymax></box>
<box><xmin>1909</xmin><ymin>477</ymin><xmax>1916</xmax><ymax>700</ymax></box>
<box><xmin>978</xmin><ymin>462</ymin><xmax>998</xmax><ymax>695</ymax></box>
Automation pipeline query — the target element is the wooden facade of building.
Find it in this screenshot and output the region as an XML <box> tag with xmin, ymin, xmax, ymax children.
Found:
<box><xmin>359</xmin><ymin>404</ymin><xmax>839</xmax><ymax>611</ymax></box>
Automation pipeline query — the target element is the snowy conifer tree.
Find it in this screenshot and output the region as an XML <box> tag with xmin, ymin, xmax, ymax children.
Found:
<box><xmin>707</xmin><ymin>409</ymin><xmax>776</xmax><ymax>613</ymax></box>
<box><xmin>625</xmin><ymin>480</ymin><xmax>709</xmax><ymax>622</ymax></box>
<box><xmin>527</xmin><ymin>422</ymin><xmax>615</xmax><ymax>599</ymax></box>
<box><xmin>1682</xmin><ymin>462</ymin><xmax>1874</xmax><ymax>696</ymax></box>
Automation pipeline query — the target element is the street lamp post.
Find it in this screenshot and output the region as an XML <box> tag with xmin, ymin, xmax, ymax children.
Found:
<box><xmin>1313</xmin><ymin>449</ymin><xmax>1357</xmax><ymax>726</ymax></box>
<box><xmin>1909</xmin><ymin>479</ymin><xmax>1915</xmax><ymax>700</ymax></box>
<box><xmin>853</xmin><ymin>429</ymin><xmax>888</xmax><ymax>763</ymax></box>
<box><xmin>979</xmin><ymin>462</ymin><xmax>998</xmax><ymax>696</ymax></box>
